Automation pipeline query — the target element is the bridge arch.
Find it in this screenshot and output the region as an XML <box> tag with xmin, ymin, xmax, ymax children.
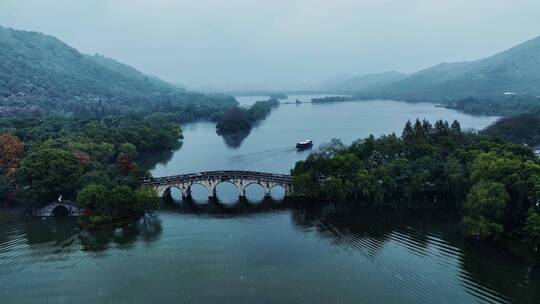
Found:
<box><xmin>164</xmin><ymin>186</ymin><xmax>185</xmax><ymax>204</ymax></box>
<box><xmin>269</xmin><ymin>184</ymin><xmax>288</xmax><ymax>201</ymax></box>
<box><xmin>31</xmin><ymin>201</ymin><xmax>85</xmax><ymax>217</ymax></box>
<box><xmin>242</xmin><ymin>182</ymin><xmax>269</xmax><ymax>202</ymax></box>
<box><xmin>214</xmin><ymin>181</ymin><xmax>241</xmax><ymax>205</ymax></box>
<box><xmin>52</xmin><ymin>205</ymin><xmax>69</xmax><ymax>217</ymax></box>
<box><xmin>189</xmin><ymin>183</ymin><xmax>211</xmax><ymax>203</ymax></box>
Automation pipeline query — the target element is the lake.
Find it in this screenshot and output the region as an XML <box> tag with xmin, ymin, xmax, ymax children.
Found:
<box><xmin>3</xmin><ymin>97</ymin><xmax>539</xmax><ymax>303</ymax></box>
<box><xmin>151</xmin><ymin>97</ymin><xmax>496</xmax><ymax>176</ymax></box>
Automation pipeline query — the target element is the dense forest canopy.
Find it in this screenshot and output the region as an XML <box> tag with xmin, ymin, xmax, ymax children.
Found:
<box><xmin>482</xmin><ymin>110</ymin><xmax>540</xmax><ymax>146</ymax></box>
<box><xmin>0</xmin><ymin>115</ymin><xmax>182</xmax><ymax>226</ymax></box>
<box><xmin>292</xmin><ymin>120</ymin><xmax>540</xmax><ymax>253</ymax></box>
<box><xmin>440</xmin><ymin>95</ymin><xmax>540</xmax><ymax>117</ymax></box>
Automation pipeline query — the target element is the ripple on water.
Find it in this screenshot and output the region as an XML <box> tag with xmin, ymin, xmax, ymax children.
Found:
<box><xmin>311</xmin><ymin>216</ymin><xmax>514</xmax><ymax>304</ymax></box>
<box><xmin>0</xmin><ymin>205</ymin><xmax>537</xmax><ymax>303</ymax></box>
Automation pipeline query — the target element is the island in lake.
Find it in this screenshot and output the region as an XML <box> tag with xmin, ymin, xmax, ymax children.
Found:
<box><xmin>311</xmin><ymin>96</ymin><xmax>353</xmax><ymax>103</ymax></box>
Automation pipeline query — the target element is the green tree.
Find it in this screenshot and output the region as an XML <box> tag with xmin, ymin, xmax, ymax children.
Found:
<box><xmin>462</xmin><ymin>216</ymin><xmax>504</xmax><ymax>241</ymax></box>
<box><xmin>525</xmin><ymin>211</ymin><xmax>540</xmax><ymax>252</ymax></box>
<box><xmin>109</xmin><ymin>185</ymin><xmax>136</xmax><ymax>217</ymax></box>
<box><xmin>321</xmin><ymin>177</ymin><xmax>345</xmax><ymax>201</ymax></box>
<box><xmin>450</xmin><ymin>120</ymin><xmax>461</xmax><ymax>133</ymax></box>
<box><xmin>118</xmin><ymin>143</ymin><xmax>138</xmax><ymax>159</ymax></box>
<box><xmin>77</xmin><ymin>184</ymin><xmax>109</xmax><ymax>211</ymax></box>
<box><xmin>463</xmin><ymin>181</ymin><xmax>509</xmax><ymax>240</ymax></box>
<box><xmin>434</xmin><ymin>120</ymin><xmax>449</xmax><ymax>137</ymax></box>
<box><xmin>413</xmin><ymin>119</ymin><xmax>424</xmax><ymax>141</ymax></box>
<box><xmin>470</xmin><ymin>152</ymin><xmax>540</xmax><ymax>227</ymax></box>
<box><xmin>17</xmin><ymin>148</ymin><xmax>84</xmax><ymax>203</ymax></box>
<box><xmin>402</xmin><ymin>120</ymin><xmax>414</xmax><ymax>141</ymax></box>
<box><xmin>134</xmin><ymin>186</ymin><xmax>160</xmax><ymax>212</ymax></box>
<box><xmin>292</xmin><ymin>172</ymin><xmax>318</xmax><ymax>198</ymax></box>
<box><xmin>0</xmin><ymin>169</ymin><xmax>15</xmax><ymax>199</ymax></box>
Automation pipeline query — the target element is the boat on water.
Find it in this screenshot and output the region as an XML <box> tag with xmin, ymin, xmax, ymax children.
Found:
<box><xmin>296</xmin><ymin>139</ymin><xmax>313</xmax><ymax>149</ymax></box>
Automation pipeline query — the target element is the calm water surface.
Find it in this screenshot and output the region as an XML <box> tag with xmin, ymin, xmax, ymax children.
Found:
<box><xmin>3</xmin><ymin>97</ymin><xmax>539</xmax><ymax>303</ymax></box>
<box><xmin>151</xmin><ymin>98</ymin><xmax>496</xmax><ymax>175</ymax></box>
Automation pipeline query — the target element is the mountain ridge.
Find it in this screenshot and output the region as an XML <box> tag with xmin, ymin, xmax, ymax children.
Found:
<box><xmin>0</xmin><ymin>25</ymin><xmax>234</xmax><ymax>117</ymax></box>
<box><xmin>326</xmin><ymin>71</ymin><xmax>407</xmax><ymax>92</ymax></box>
<box><xmin>330</xmin><ymin>35</ymin><xmax>540</xmax><ymax>102</ymax></box>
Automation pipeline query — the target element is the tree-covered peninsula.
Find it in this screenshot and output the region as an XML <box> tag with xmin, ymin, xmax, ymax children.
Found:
<box><xmin>311</xmin><ymin>96</ymin><xmax>353</xmax><ymax>103</ymax></box>
<box><xmin>216</xmin><ymin>98</ymin><xmax>279</xmax><ymax>134</ymax></box>
<box><xmin>0</xmin><ymin>115</ymin><xmax>182</xmax><ymax>226</ymax></box>
<box><xmin>482</xmin><ymin>110</ymin><xmax>540</xmax><ymax>146</ymax></box>
<box><xmin>292</xmin><ymin>119</ymin><xmax>540</xmax><ymax>257</ymax></box>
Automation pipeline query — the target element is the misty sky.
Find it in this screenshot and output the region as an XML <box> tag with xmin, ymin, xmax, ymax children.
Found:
<box><xmin>1</xmin><ymin>0</ymin><xmax>540</xmax><ymax>90</ymax></box>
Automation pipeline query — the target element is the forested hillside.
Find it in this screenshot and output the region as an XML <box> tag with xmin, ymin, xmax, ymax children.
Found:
<box><xmin>87</xmin><ymin>53</ymin><xmax>174</xmax><ymax>89</ymax></box>
<box><xmin>0</xmin><ymin>26</ymin><xmax>236</xmax><ymax>118</ymax></box>
<box><xmin>483</xmin><ymin>111</ymin><xmax>540</xmax><ymax>145</ymax></box>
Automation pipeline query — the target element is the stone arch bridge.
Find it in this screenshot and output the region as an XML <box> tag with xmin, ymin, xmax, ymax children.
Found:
<box><xmin>142</xmin><ymin>170</ymin><xmax>293</xmax><ymax>200</ymax></box>
<box><xmin>31</xmin><ymin>200</ymin><xmax>85</xmax><ymax>217</ymax></box>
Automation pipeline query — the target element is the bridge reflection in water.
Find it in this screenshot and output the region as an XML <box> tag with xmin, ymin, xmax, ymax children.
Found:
<box><xmin>163</xmin><ymin>192</ymin><xmax>292</xmax><ymax>216</ymax></box>
<box><xmin>142</xmin><ymin>170</ymin><xmax>293</xmax><ymax>201</ymax></box>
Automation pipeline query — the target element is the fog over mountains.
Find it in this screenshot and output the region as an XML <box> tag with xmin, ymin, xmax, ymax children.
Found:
<box><xmin>327</xmin><ymin>35</ymin><xmax>540</xmax><ymax>102</ymax></box>
<box><xmin>319</xmin><ymin>71</ymin><xmax>407</xmax><ymax>93</ymax></box>
<box><xmin>0</xmin><ymin>26</ymin><xmax>234</xmax><ymax>117</ymax></box>
<box><xmin>3</xmin><ymin>21</ymin><xmax>540</xmax><ymax>113</ymax></box>
<box><xmin>2</xmin><ymin>1</ymin><xmax>539</xmax><ymax>90</ymax></box>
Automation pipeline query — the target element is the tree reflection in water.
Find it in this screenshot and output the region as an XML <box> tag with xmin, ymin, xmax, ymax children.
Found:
<box><xmin>20</xmin><ymin>215</ymin><xmax>163</xmax><ymax>255</ymax></box>
<box><xmin>290</xmin><ymin>202</ymin><xmax>540</xmax><ymax>304</ymax></box>
<box><xmin>3</xmin><ymin>202</ymin><xmax>540</xmax><ymax>303</ymax></box>
<box><xmin>291</xmin><ymin>204</ymin><xmax>438</xmax><ymax>259</ymax></box>
<box><xmin>78</xmin><ymin>214</ymin><xmax>163</xmax><ymax>252</ymax></box>
<box><xmin>219</xmin><ymin>129</ymin><xmax>251</xmax><ymax>149</ymax></box>
<box><xmin>136</xmin><ymin>141</ymin><xmax>182</xmax><ymax>172</ymax></box>
<box><xmin>23</xmin><ymin>217</ymin><xmax>81</xmax><ymax>254</ymax></box>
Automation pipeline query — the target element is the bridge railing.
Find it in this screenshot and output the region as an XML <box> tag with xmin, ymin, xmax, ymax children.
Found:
<box><xmin>141</xmin><ymin>170</ymin><xmax>293</xmax><ymax>185</ymax></box>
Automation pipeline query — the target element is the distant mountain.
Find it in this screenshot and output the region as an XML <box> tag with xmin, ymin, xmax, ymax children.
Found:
<box><xmin>316</xmin><ymin>73</ymin><xmax>353</xmax><ymax>90</ymax></box>
<box><xmin>354</xmin><ymin>36</ymin><xmax>540</xmax><ymax>102</ymax></box>
<box><xmin>0</xmin><ymin>25</ymin><xmax>235</xmax><ymax>117</ymax></box>
<box><xmin>173</xmin><ymin>82</ymin><xmax>189</xmax><ymax>90</ymax></box>
<box><xmin>327</xmin><ymin>71</ymin><xmax>407</xmax><ymax>92</ymax></box>
<box><xmin>88</xmin><ymin>53</ymin><xmax>177</xmax><ymax>89</ymax></box>
<box><xmin>92</xmin><ymin>55</ymin><xmax>193</xmax><ymax>91</ymax></box>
